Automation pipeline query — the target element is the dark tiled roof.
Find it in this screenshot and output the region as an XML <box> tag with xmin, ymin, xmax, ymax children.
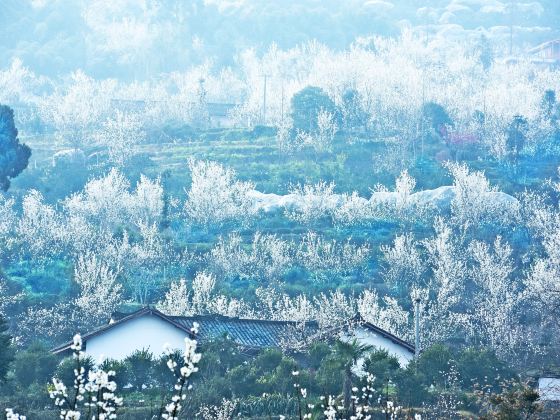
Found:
<box><xmin>170</xmin><ymin>315</ymin><xmax>319</xmax><ymax>348</ymax></box>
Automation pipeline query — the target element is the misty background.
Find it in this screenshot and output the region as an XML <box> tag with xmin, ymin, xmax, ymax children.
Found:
<box><xmin>1</xmin><ymin>0</ymin><xmax>559</xmax><ymax>80</ymax></box>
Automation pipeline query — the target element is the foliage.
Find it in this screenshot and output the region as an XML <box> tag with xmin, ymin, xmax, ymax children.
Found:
<box><xmin>476</xmin><ymin>380</ymin><xmax>541</xmax><ymax>420</ymax></box>
<box><xmin>2</xmin><ymin>26</ymin><xmax>560</xmax><ymax>420</ymax></box>
<box><xmin>184</xmin><ymin>159</ymin><xmax>256</xmax><ymax>228</ymax></box>
<box><xmin>0</xmin><ymin>105</ymin><xmax>31</xmax><ymax>191</ymax></box>
<box><xmin>73</xmin><ymin>252</ymin><xmax>123</xmax><ymax>328</ymax></box>
<box><xmin>11</xmin><ymin>342</ymin><xmax>57</xmax><ymax>389</ymax></box>
<box><xmin>291</xmin><ymin>86</ymin><xmax>338</xmax><ymax>134</ymax></box>
<box><xmin>0</xmin><ymin>315</ymin><xmax>14</xmax><ymax>382</ymax></box>
<box><xmin>422</xmin><ymin>102</ymin><xmax>453</xmax><ymax>133</ymax></box>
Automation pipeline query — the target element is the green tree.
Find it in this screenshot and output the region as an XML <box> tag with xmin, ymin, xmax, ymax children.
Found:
<box><xmin>332</xmin><ymin>339</ymin><xmax>373</xmax><ymax>412</ymax></box>
<box><xmin>363</xmin><ymin>348</ymin><xmax>401</xmax><ymax>388</ymax></box>
<box><xmin>541</xmin><ymin>89</ymin><xmax>556</xmax><ymax>121</ymax></box>
<box><xmin>124</xmin><ymin>349</ymin><xmax>155</xmax><ymax>391</ymax></box>
<box><xmin>54</xmin><ymin>354</ymin><xmax>95</xmax><ymax>387</ymax></box>
<box><xmin>456</xmin><ymin>347</ymin><xmax>513</xmax><ymax>390</ymax></box>
<box><xmin>410</xmin><ymin>344</ymin><xmax>453</xmax><ymax>387</ymax></box>
<box><xmin>476</xmin><ymin>35</ymin><xmax>494</xmax><ymax>71</ymax></box>
<box><xmin>422</xmin><ymin>102</ymin><xmax>453</xmax><ymax>134</ymax></box>
<box><xmin>477</xmin><ymin>380</ymin><xmax>541</xmax><ymax>419</ymax></box>
<box><xmin>506</xmin><ymin>115</ymin><xmax>528</xmax><ymax>162</ymax></box>
<box><xmin>0</xmin><ymin>105</ymin><xmax>31</xmax><ymax>191</ymax></box>
<box><xmin>0</xmin><ymin>315</ymin><xmax>14</xmax><ymax>382</ymax></box>
<box><xmin>341</xmin><ymin>89</ymin><xmax>367</xmax><ymax>132</ymax></box>
<box><xmin>291</xmin><ymin>86</ymin><xmax>339</xmax><ymax>133</ymax></box>
<box><xmin>11</xmin><ymin>342</ymin><xmax>58</xmax><ymax>388</ymax></box>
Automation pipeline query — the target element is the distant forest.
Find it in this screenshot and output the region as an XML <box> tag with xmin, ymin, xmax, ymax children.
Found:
<box><xmin>1</xmin><ymin>0</ymin><xmax>559</xmax><ymax>79</ymax></box>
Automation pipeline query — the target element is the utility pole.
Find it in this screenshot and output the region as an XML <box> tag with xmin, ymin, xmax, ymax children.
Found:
<box><xmin>281</xmin><ymin>77</ymin><xmax>285</xmax><ymax>121</ymax></box>
<box><xmin>414</xmin><ymin>296</ymin><xmax>421</xmax><ymax>357</ymax></box>
<box><xmin>261</xmin><ymin>74</ymin><xmax>270</xmax><ymax>125</ymax></box>
<box><xmin>421</xmin><ymin>67</ymin><xmax>426</xmax><ymax>157</ymax></box>
<box><xmin>509</xmin><ymin>0</ymin><xmax>515</xmax><ymax>56</ymax></box>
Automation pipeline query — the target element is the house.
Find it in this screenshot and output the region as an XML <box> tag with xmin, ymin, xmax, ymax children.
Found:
<box><xmin>110</xmin><ymin>99</ymin><xmax>149</xmax><ymax>114</ymax></box>
<box><xmin>503</xmin><ymin>39</ymin><xmax>560</xmax><ymax>68</ymax></box>
<box><xmin>110</xmin><ymin>99</ymin><xmax>238</xmax><ymax>128</ymax></box>
<box><xmin>538</xmin><ymin>376</ymin><xmax>560</xmax><ymax>401</ymax></box>
<box><xmin>527</xmin><ymin>39</ymin><xmax>560</xmax><ymax>66</ymax></box>
<box><xmin>52</xmin><ymin>307</ymin><xmax>414</xmax><ymax>366</ymax></box>
<box><xmin>207</xmin><ymin>102</ymin><xmax>238</xmax><ymax>128</ymax></box>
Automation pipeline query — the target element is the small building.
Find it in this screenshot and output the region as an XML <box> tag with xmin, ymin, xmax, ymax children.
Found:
<box><xmin>207</xmin><ymin>102</ymin><xmax>238</xmax><ymax>128</ymax></box>
<box><xmin>110</xmin><ymin>99</ymin><xmax>149</xmax><ymax>114</ymax></box>
<box><xmin>528</xmin><ymin>39</ymin><xmax>560</xmax><ymax>63</ymax></box>
<box><xmin>538</xmin><ymin>376</ymin><xmax>560</xmax><ymax>401</ymax></box>
<box><xmin>503</xmin><ymin>39</ymin><xmax>560</xmax><ymax>68</ymax></box>
<box><xmin>52</xmin><ymin>307</ymin><xmax>414</xmax><ymax>366</ymax></box>
<box><xmin>110</xmin><ymin>99</ymin><xmax>239</xmax><ymax>128</ymax></box>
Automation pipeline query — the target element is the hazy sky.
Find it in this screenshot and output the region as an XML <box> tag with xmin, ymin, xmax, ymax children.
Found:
<box><xmin>1</xmin><ymin>0</ymin><xmax>558</xmax><ymax>79</ymax></box>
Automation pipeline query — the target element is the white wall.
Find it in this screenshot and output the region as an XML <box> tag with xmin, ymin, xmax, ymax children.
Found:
<box><xmin>85</xmin><ymin>315</ymin><xmax>188</xmax><ymax>362</ymax></box>
<box><xmin>539</xmin><ymin>377</ymin><xmax>560</xmax><ymax>401</ymax></box>
<box><xmin>343</xmin><ymin>326</ymin><xmax>414</xmax><ymax>369</ymax></box>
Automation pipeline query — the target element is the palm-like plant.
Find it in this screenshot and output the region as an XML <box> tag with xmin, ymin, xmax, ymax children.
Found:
<box><xmin>333</xmin><ymin>338</ymin><xmax>374</xmax><ymax>412</ymax></box>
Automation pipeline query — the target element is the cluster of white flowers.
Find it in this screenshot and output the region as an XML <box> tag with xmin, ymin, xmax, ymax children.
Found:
<box><xmin>292</xmin><ymin>370</ymin><xmax>313</xmax><ymax>420</ymax></box>
<box><xmin>96</xmin><ymin>110</ymin><xmax>145</xmax><ymax>167</ymax></box>
<box><xmin>73</xmin><ymin>252</ymin><xmax>123</xmax><ymax>326</ymax></box>
<box><xmin>284</xmin><ymin>172</ymin><xmax>433</xmax><ymax>228</ymax></box>
<box><xmin>5</xmin><ymin>409</ymin><xmax>26</xmax><ymax>420</ymax></box>
<box><xmin>83</xmin><ymin>369</ymin><xmax>123</xmax><ymax>419</ymax></box>
<box><xmin>10</xmin><ymin>31</ymin><xmax>560</xmax><ymax>155</ymax></box>
<box><xmin>253</xmin><ymin>287</ymin><xmax>410</xmax><ymax>341</ymax></box>
<box><xmin>446</xmin><ymin>162</ymin><xmax>519</xmax><ymax>234</ymax></box>
<box><xmin>38</xmin><ymin>70</ymin><xmax>112</xmax><ymax>151</ymax></box>
<box><xmin>49</xmin><ymin>334</ymin><xmax>123</xmax><ymax>420</ymax></box>
<box><xmin>209</xmin><ymin>230</ymin><xmax>369</xmax><ymax>284</ymax></box>
<box><xmin>0</xmin><ymin>194</ymin><xmax>16</xmax><ymax>259</ymax></box>
<box><xmin>8</xmin><ymin>169</ymin><xmax>166</xmax><ymax>279</ymax></box>
<box><xmin>184</xmin><ymin>158</ymin><xmax>256</xmax><ymax>227</ymax></box>
<box><xmin>320</xmin><ymin>395</ymin><xmax>342</xmax><ymax>420</ymax></box>
<box><xmin>286</xmin><ymin>181</ymin><xmax>338</xmax><ymax>224</ymax></box>
<box><xmin>157</xmin><ymin>272</ymin><xmax>249</xmax><ymax>318</ymax></box>
<box><xmin>65</xmin><ymin>169</ymin><xmax>164</xmax><ymax>232</ymax></box>
<box><xmin>210</xmin><ymin>231</ymin><xmax>292</xmax><ymax>282</ymax></box>
<box><xmin>297</xmin><ymin>231</ymin><xmax>370</xmax><ymax>281</ymax></box>
<box><xmin>197</xmin><ymin>398</ymin><xmax>239</xmax><ymax>420</ymax></box>
<box><xmin>161</xmin><ymin>324</ymin><xmax>202</xmax><ymax>420</ymax></box>
<box><xmin>347</xmin><ymin>375</ymin><xmax>376</xmax><ymax>420</ymax></box>
<box><xmin>380</xmin><ymin>233</ymin><xmax>424</xmax><ymax>293</ymax></box>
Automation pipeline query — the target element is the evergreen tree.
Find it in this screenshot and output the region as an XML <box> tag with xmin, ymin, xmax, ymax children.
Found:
<box><xmin>291</xmin><ymin>86</ymin><xmax>339</xmax><ymax>133</ymax></box>
<box><xmin>477</xmin><ymin>35</ymin><xmax>494</xmax><ymax>71</ymax></box>
<box><xmin>0</xmin><ymin>315</ymin><xmax>14</xmax><ymax>382</ymax></box>
<box><xmin>0</xmin><ymin>105</ymin><xmax>31</xmax><ymax>191</ymax></box>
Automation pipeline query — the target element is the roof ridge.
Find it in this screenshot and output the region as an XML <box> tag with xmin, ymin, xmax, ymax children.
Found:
<box><xmin>175</xmin><ymin>313</ymin><xmax>319</xmax><ymax>326</ymax></box>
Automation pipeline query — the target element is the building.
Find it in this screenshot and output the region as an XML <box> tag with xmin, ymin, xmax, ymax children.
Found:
<box><xmin>110</xmin><ymin>99</ymin><xmax>239</xmax><ymax>128</ymax></box>
<box><xmin>207</xmin><ymin>102</ymin><xmax>238</xmax><ymax>128</ymax></box>
<box><xmin>503</xmin><ymin>39</ymin><xmax>560</xmax><ymax>68</ymax></box>
<box><xmin>52</xmin><ymin>307</ymin><xmax>414</xmax><ymax>366</ymax></box>
<box><xmin>528</xmin><ymin>39</ymin><xmax>560</xmax><ymax>65</ymax></box>
<box><xmin>539</xmin><ymin>376</ymin><xmax>560</xmax><ymax>401</ymax></box>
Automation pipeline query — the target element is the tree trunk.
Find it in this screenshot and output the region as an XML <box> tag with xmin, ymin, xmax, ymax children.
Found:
<box><xmin>343</xmin><ymin>366</ymin><xmax>352</xmax><ymax>413</ymax></box>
